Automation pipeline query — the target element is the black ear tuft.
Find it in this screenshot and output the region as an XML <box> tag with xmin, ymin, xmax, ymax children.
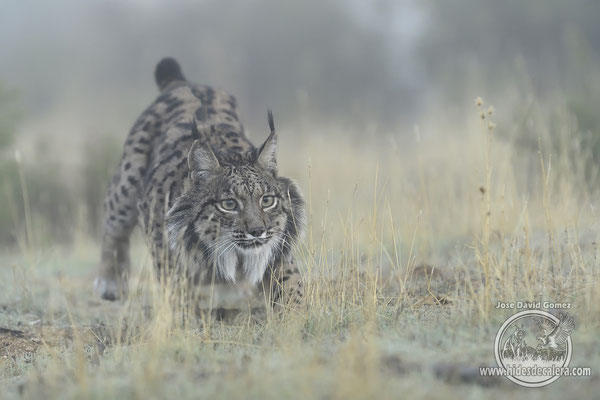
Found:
<box><xmin>191</xmin><ymin>115</ymin><xmax>202</xmax><ymax>140</ymax></box>
<box><xmin>267</xmin><ymin>108</ymin><xmax>275</xmax><ymax>134</ymax></box>
<box><xmin>191</xmin><ymin>104</ymin><xmax>211</xmax><ymax>140</ymax></box>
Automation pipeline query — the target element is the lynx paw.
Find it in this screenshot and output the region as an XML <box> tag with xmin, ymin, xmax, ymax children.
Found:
<box><xmin>94</xmin><ymin>277</ymin><xmax>128</xmax><ymax>301</ymax></box>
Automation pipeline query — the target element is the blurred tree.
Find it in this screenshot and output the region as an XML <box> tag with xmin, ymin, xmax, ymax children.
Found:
<box><xmin>419</xmin><ymin>0</ymin><xmax>600</xmax><ymax>181</ymax></box>
<box><xmin>0</xmin><ymin>85</ymin><xmax>76</xmax><ymax>246</ymax></box>
<box><xmin>0</xmin><ymin>84</ymin><xmax>20</xmax><ymax>151</ymax></box>
<box><xmin>0</xmin><ymin>85</ymin><xmax>22</xmax><ymax>244</ymax></box>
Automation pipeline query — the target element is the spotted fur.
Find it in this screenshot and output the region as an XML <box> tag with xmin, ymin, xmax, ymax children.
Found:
<box><xmin>95</xmin><ymin>58</ymin><xmax>306</xmax><ymax>307</ymax></box>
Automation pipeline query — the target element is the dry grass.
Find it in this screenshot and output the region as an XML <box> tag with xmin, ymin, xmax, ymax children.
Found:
<box><xmin>1</xmin><ymin>101</ymin><xmax>599</xmax><ymax>399</ymax></box>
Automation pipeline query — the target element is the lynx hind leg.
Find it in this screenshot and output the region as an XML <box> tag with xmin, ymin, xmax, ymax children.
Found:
<box><xmin>96</xmin><ymin>127</ymin><xmax>152</xmax><ymax>300</ymax></box>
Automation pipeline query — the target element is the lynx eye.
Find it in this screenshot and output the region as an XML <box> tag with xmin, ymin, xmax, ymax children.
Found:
<box><xmin>261</xmin><ymin>195</ymin><xmax>277</xmax><ymax>210</ymax></box>
<box><xmin>219</xmin><ymin>199</ymin><xmax>238</xmax><ymax>212</ymax></box>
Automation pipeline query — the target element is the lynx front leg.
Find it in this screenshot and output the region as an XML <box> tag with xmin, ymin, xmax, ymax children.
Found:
<box><xmin>95</xmin><ymin>234</ymin><xmax>131</xmax><ymax>300</ymax></box>
<box><xmin>267</xmin><ymin>258</ymin><xmax>304</xmax><ymax>309</ymax></box>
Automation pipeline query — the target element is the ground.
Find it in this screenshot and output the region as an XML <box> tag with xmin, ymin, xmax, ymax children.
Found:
<box><xmin>1</xmin><ymin>106</ymin><xmax>599</xmax><ymax>399</ymax></box>
<box><xmin>0</xmin><ymin>230</ymin><xmax>598</xmax><ymax>399</ymax></box>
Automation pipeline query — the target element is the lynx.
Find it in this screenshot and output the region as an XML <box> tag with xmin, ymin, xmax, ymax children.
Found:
<box><xmin>94</xmin><ymin>58</ymin><xmax>305</xmax><ymax>308</ymax></box>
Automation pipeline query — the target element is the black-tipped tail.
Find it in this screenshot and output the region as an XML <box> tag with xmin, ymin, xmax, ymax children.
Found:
<box><xmin>154</xmin><ymin>57</ymin><xmax>186</xmax><ymax>91</ymax></box>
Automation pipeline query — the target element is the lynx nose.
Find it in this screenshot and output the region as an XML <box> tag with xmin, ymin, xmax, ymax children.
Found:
<box><xmin>248</xmin><ymin>227</ymin><xmax>266</xmax><ymax>238</ymax></box>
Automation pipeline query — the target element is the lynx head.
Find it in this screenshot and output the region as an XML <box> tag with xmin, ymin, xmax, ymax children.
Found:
<box><xmin>166</xmin><ymin>111</ymin><xmax>305</xmax><ymax>284</ymax></box>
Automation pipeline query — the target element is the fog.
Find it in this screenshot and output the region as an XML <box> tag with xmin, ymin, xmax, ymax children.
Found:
<box><xmin>1</xmin><ymin>0</ymin><xmax>599</xmax><ymax>138</ymax></box>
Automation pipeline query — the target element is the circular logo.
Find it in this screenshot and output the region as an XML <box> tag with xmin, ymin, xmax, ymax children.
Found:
<box><xmin>494</xmin><ymin>310</ymin><xmax>574</xmax><ymax>387</ymax></box>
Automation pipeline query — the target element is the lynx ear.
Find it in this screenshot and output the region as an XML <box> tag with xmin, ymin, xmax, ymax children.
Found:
<box><xmin>256</xmin><ymin>109</ymin><xmax>277</xmax><ymax>172</ymax></box>
<box><xmin>188</xmin><ymin>140</ymin><xmax>219</xmax><ymax>179</ymax></box>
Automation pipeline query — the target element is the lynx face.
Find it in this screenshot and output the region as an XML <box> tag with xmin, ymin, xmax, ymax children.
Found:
<box><xmin>166</xmin><ymin>125</ymin><xmax>305</xmax><ymax>285</ymax></box>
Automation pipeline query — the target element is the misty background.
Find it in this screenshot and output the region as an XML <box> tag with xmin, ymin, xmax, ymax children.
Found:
<box><xmin>0</xmin><ymin>0</ymin><xmax>599</xmax><ymax>244</ymax></box>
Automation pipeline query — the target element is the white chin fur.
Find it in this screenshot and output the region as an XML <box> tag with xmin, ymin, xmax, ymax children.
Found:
<box><xmin>215</xmin><ymin>240</ymin><xmax>275</xmax><ymax>285</ymax></box>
